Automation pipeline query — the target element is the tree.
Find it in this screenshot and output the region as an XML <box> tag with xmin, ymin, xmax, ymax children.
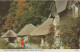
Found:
<box><xmin>0</xmin><ymin>1</ymin><xmax>11</xmax><ymax>33</ymax></box>
<box><xmin>4</xmin><ymin>1</ymin><xmax>17</xmax><ymax>31</ymax></box>
<box><xmin>16</xmin><ymin>0</ymin><xmax>28</xmax><ymax>16</ymax></box>
<box><xmin>4</xmin><ymin>1</ymin><xmax>53</xmax><ymax>33</ymax></box>
<box><xmin>25</xmin><ymin>1</ymin><xmax>52</xmax><ymax>25</ymax></box>
<box><xmin>57</xmin><ymin>16</ymin><xmax>80</xmax><ymax>49</ymax></box>
<box><xmin>13</xmin><ymin>0</ymin><xmax>28</xmax><ymax>33</ymax></box>
<box><xmin>5</xmin><ymin>14</ymin><xmax>15</xmax><ymax>30</ymax></box>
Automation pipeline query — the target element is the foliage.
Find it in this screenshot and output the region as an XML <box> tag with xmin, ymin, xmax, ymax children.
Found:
<box><xmin>0</xmin><ymin>39</ymin><xmax>15</xmax><ymax>49</ymax></box>
<box><xmin>5</xmin><ymin>14</ymin><xmax>15</xmax><ymax>30</ymax></box>
<box><xmin>0</xmin><ymin>1</ymin><xmax>54</xmax><ymax>49</ymax></box>
<box><xmin>45</xmin><ymin>33</ymin><xmax>54</xmax><ymax>47</ymax></box>
<box><xmin>13</xmin><ymin>0</ymin><xmax>28</xmax><ymax>33</ymax></box>
<box><xmin>16</xmin><ymin>0</ymin><xmax>28</xmax><ymax>16</ymax></box>
<box><xmin>4</xmin><ymin>1</ymin><xmax>17</xmax><ymax>31</ymax></box>
<box><xmin>41</xmin><ymin>16</ymin><xmax>47</xmax><ymax>23</ymax></box>
<box><xmin>27</xmin><ymin>1</ymin><xmax>52</xmax><ymax>25</ymax></box>
<box><xmin>28</xmin><ymin>36</ymin><xmax>41</xmax><ymax>44</ymax></box>
<box><xmin>0</xmin><ymin>1</ymin><xmax>11</xmax><ymax>33</ymax></box>
<box><xmin>57</xmin><ymin>16</ymin><xmax>80</xmax><ymax>48</ymax></box>
<box><xmin>2</xmin><ymin>1</ymin><xmax>52</xmax><ymax>34</ymax></box>
<box><xmin>0</xmin><ymin>39</ymin><xmax>25</xmax><ymax>49</ymax></box>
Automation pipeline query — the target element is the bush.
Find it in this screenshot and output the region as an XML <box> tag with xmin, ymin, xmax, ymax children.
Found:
<box><xmin>28</xmin><ymin>36</ymin><xmax>41</xmax><ymax>44</ymax></box>
<box><xmin>45</xmin><ymin>32</ymin><xmax>54</xmax><ymax>47</ymax></box>
<box><xmin>0</xmin><ymin>39</ymin><xmax>15</xmax><ymax>49</ymax></box>
<box><xmin>57</xmin><ymin>16</ymin><xmax>80</xmax><ymax>48</ymax></box>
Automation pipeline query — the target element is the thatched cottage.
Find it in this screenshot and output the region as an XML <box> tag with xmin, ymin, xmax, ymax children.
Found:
<box><xmin>1</xmin><ymin>30</ymin><xmax>17</xmax><ymax>43</ymax></box>
<box><xmin>17</xmin><ymin>24</ymin><xmax>36</xmax><ymax>43</ymax></box>
<box><xmin>30</xmin><ymin>18</ymin><xmax>54</xmax><ymax>48</ymax></box>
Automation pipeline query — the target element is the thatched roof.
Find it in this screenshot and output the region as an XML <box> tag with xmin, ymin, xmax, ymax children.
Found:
<box><xmin>17</xmin><ymin>24</ymin><xmax>36</xmax><ymax>36</ymax></box>
<box><xmin>30</xmin><ymin>18</ymin><xmax>54</xmax><ymax>36</ymax></box>
<box><xmin>54</xmin><ymin>0</ymin><xmax>68</xmax><ymax>13</ymax></box>
<box><xmin>1</xmin><ymin>30</ymin><xmax>17</xmax><ymax>38</ymax></box>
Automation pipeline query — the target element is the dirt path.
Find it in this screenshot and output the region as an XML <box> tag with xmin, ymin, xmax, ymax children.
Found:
<box><xmin>25</xmin><ymin>43</ymin><xmax>41</xmax><ymax>49</ymax></box>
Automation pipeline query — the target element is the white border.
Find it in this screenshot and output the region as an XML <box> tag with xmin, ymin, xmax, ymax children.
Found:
<box><xmin>0</xmin><ymin>49</ymin><xmax>80</xmax><ymax>52</ymax></box>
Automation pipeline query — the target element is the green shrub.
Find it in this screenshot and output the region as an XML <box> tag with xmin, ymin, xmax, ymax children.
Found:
<box><xmin>45</xmin><ymin>33</ymin><xmax>54</xmax><ymax>47</ymax></box>
<box><xmin>28</xmin><ymin>36</ymin><xmax>41</xmax><ymax>44</ymax></box>
<box><xmin>0</xmin><ymin>39</ymin><xmax>15</xmax><ymax>49</ymax></box>
<box><xmin>57</xmin><ymin>16</ymin><xmax>80</xmax><ymax>48</ymax></box>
